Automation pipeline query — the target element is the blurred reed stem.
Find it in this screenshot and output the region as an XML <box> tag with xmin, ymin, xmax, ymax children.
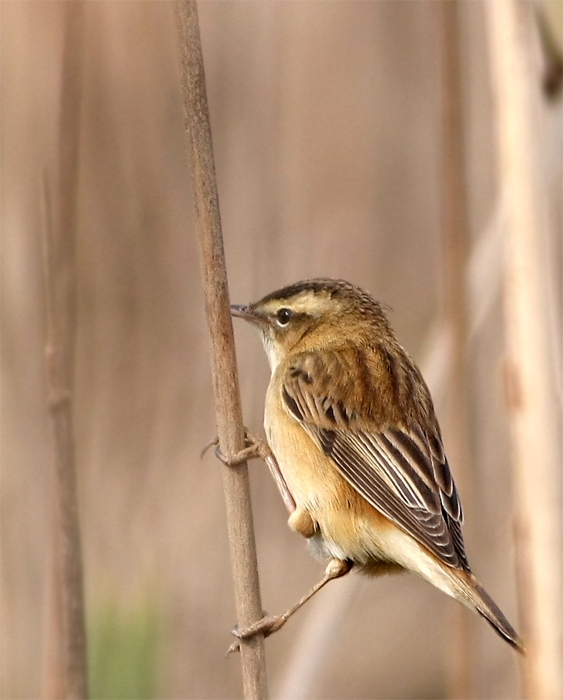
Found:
<box><xmin>41</xmin><ymin>2</ymin><xmax>88</xmax><ymax>698</ymax></box>
<box><xmin>174</xmin><ymin>2</ymin><xmax>268</xmax><ymax>698</ymax></box>
<box><xmin>485</xmin><ymin>1</ymin><xmax>563</xmax><ymax>698</ymax></box>
<box><xmin>438</xmin><ymin>3</ymin><xmax>474</xmax><ymax>698</ymax></box>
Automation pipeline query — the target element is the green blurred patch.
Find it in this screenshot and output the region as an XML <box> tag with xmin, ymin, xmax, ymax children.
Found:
<box><xmin>88</xmin><ymin>593</ymin><xmax>160</xmax><ymax>700</ymax></box>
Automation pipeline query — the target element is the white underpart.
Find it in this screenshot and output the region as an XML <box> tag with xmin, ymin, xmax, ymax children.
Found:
<box><xmin>261</xmin><ymin>334</ymin><xmax>283</xmax><ymax>374</ymax></box>
<box><xmin>309</xmin><ymin>515</ymin><xmax>466</xmax><ymax>606</ymax></box>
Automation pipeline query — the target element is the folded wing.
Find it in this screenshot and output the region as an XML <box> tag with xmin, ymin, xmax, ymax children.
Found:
<box><xmin>282</xmin><ymin>349</ymin><xmax>469</xmax><ymax>571</ymax></box>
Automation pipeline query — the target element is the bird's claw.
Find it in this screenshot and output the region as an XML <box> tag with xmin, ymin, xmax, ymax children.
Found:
<box><xmin>235</xmin><ymin>614</ymin><xmax>286</xmax><ymax>639</ymax></box>
<box><xmin>214</xmin><ymin>443</ymin><xmax>253</xmax><ymax>468</ymax></box>
<box><xmin>226</xmin><ymin>640</ymin><xmax>241</xmax><ymax>656</ymax></box>
<box><xmin>226</xmin><ymin>613</ymin><xmax>287</xmax><ymax>654</ymax></box>
<box><xmin>200</xmin><ymin>437</ymin><xmax>219</xmax><ymax>459</ymax></box>
<box><xmin>202</xmin><ymin>430</ymin><xmax>272</xmax><ymax>467</ymax></box>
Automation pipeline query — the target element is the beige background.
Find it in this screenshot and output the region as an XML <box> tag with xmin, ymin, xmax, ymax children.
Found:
<box><xmin>2</xmin><ymin>2</ymin><xmax>561</xmax><ymax>698</ymax></box>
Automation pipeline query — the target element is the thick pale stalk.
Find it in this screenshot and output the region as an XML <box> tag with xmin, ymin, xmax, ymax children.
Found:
<box><xmin>174</xmin><ymin>2</ymin><xmax>268</xmax><ymax>698</ymax></box>
<box><xmin>485</xmin><ymin>2</ymin><xmax>562</xmax><ymax>698</ymax></box>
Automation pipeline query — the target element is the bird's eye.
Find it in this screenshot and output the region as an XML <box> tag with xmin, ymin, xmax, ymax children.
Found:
<box><xmin>276</xmin><ymin>308</ymin><xmax>293</xmax><ymax>326</ymax></box>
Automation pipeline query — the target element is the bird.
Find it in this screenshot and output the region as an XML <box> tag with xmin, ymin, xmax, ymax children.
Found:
<box><xmin>229</xmin><ymin>278</ymin><xmax>524</xmax><ymax>652</ymax></box>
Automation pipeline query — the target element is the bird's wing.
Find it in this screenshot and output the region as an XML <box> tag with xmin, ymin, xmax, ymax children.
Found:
<box><xmin>281</xmin><ymin>349</ymin><xmax>469</xmax><ymax>571</ymax></box>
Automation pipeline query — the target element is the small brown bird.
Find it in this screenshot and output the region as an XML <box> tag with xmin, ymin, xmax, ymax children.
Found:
<box><xmin>230</xmin><ymin>278</ymin><xmax>524</xmax><ymax>652</ymax></box>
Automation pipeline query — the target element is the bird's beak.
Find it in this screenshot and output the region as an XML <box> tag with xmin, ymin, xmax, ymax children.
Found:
<box><xmin>230</xmin><ymin>304</ymin><xmax>267</xmax><ymax>325</ymax></box>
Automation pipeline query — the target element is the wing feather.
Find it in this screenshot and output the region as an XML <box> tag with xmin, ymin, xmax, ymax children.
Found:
<box><xmin>282</xmin><ymin>349</ymin><xmax>470</xmax><ymax>571</ymax></box>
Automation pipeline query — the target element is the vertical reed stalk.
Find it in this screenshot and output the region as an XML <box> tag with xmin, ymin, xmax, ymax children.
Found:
<box><xmin>438</xmin><ymin>3</ymin><xmax>474</xmax><ymax>698</ymax></box>
<box><xmin>485</xmin><ymin>2</ymin><xmax>562</xmax><ymax>697</ymax></box>
<box><xmin>41</xmin><ymin>3</ymin><xmax>87</xmax><ymax>697</ymax></box>
<box><xmin>174</xmin><ymin>2</ymin><xmax>268</xmax><ymax>698</ymax></box>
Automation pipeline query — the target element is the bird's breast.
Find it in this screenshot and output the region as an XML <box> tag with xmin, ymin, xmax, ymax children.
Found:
<box><xmin>264</xmin><ymin>377</ymin><xmax>402</xmax><ymax>568</ymax></box>
<box><xmin>264</xmin><ymin>379</ymin><xmax>342</xmax><ymax>511</ymax></box>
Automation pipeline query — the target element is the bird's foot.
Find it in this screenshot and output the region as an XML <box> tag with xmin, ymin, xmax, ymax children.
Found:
<box><xmin>227</xmin><ymin>613</ymin><xmax>287</xmax><ymax>655</ymax></box>
<box><xmin>202</xmin><ymin>430</ymin><xmax>271</xmax><ymax>467</ymax></box>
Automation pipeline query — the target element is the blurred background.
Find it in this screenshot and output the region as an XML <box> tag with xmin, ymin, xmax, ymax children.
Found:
<box><xmin>2</xmin><ymin>2</ymin><xmax>561</xmax><ymax>699</ymax></box>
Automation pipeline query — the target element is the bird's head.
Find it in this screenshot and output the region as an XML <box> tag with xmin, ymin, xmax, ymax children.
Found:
<box><xmin>231</xmin><ymin>278</ymin><xmax>390</xmax><ymax>370</ymax></box>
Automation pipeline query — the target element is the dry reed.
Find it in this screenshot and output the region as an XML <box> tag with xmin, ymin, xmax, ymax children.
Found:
<box><xmin>40</xmin><ymin>2</ymin><xmax>88</xmax><ymax>697</ymax></box>
<box><xmin>486</xmin><ymin>1</ymin><xmax>562</xmax><ymax>697</ymax></box>
<box><xmin>174</xmin><ymin>2</ymin><xmax>268</xmax><ymax>698</ymax></box>
<box><xmin>438</xmin><ymin>3</ymin><xmax>474</xmax><ymax>697</ymax></box>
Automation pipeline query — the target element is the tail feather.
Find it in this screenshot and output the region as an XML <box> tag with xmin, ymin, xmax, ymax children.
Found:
<box><xmin>472</xmin><ymin>579</ymin><xmax>525</xmax><ymax>653</ymax></box>
<box><xmin>457</xmin><ymin>573</ymin><xmax>525</xmax><ymax>654</ymax></box>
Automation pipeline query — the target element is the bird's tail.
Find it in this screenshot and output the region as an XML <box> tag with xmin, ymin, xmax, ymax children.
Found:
<box><xmin>455</xmin><ymin>571</ymin><xmax>525</xmax><ymax>653</ymax></box>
